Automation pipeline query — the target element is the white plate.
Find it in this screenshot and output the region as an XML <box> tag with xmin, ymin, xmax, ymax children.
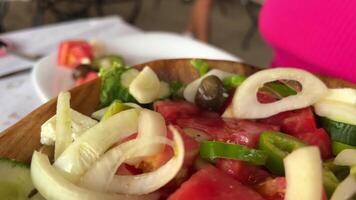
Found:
<box><xmin>32</xmin><ymin>32</ymin><xmax>241</xmax><ymax>102</ymax></box>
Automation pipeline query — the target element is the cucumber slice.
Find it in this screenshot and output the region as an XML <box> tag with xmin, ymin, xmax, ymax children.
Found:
<box><xmin>322</xmin><ymin>88</ymin><xmax>356</xmax><ymax>105</ymax></box>
<box><xmin>319</xmin><ymin>117</ymin><xmax>356</xmax><ymax>146</ymax></box>
<box><xmin>0</xmin><ymin>158</ymin><xmax>36</xmax><ymax>200</ymax></box>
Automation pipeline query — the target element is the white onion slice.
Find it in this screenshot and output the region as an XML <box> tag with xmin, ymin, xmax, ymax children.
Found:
<box><xmin>31</xmin><ymin>151</ymin><xmax>159</xmax><ymax>200</ymax></box>
<box><xmin>183</xmin><ymin>69</ymin><xmax>233</xmax><ymax>103</ymax></box>
<box><xmin>334</xmin><ymin>149</ymin><xmax>356</xmax><ymax>166</ymax></box>
<box><xmin>80</xmin><ymin>136</ymin><xmax>174</xmax><ymax>193</ymax></box>
<box><xmin>232</xmin><ymin>68</ymin><xmax>328</xmax><ymax>119</ymax></box>
<box><xmin>54</xmin><ymin>109</ymin><xmax>140</xmax><ymax>182</ymax></box>
<box><xmin>284</xmin><ymin>146</ymin><xmax>323</xmax><ymax>200</ymax></box>
<box><xmin>314</xmin><ymin>100</ymin><xmax>356</xmax><ymax>125</ymax></box>
<box><xmin>55</xmin><ymin>92</ymin><xmax>72</xmax><ymax>160</ymax></box>
<box><xmin>322</xmin><ymin>88</ymin><xmax>356</xmax><ymax>105</ymax></box>
<box><xmin>137</xmin><ymin>109</ymin><xmax>167</xmax><ymax>155</ymax></box>
<box><xmin>110</xmin><ymin>126</ymin><xmax>185</xmax><ymax>195</ymax></box>
<box><xmin>331</xmin><ymin>175</ymin><xmax>356</xmax><ymax>200</ymax></box>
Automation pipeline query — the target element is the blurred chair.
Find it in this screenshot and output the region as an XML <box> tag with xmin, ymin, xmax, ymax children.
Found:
<box><xmin>240</xmin><ymin>0</ymin><xmax>263</xmax><ymax>49</ymax></box>
<box><xmin>33</xmin><ymin>0</ymin><xmax>142</xmax><ymax>26</ymax></box>
<box><xmin>0</xmin><ymin>1</ymin><xmax>9</xmax><ymax>33</ymax></box>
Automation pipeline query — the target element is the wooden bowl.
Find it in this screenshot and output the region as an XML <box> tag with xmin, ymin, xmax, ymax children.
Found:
<box><xmin>1</xmin><ymin>59</ymin><xmax>355</xmax><ymax>163</ymax></box>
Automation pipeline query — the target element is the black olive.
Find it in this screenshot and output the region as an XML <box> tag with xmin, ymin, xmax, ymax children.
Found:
<box><xmin>72</xmin><ymin>64</ymin><xmax>96</xmax><ymax>80</ymax></box>
<box><xmin>195</xmin><ymin>75</ymin><xmax>229</xmax><ymax>112</ymax></box>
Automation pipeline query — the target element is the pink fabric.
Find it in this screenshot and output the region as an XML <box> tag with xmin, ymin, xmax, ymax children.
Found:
<box><xmin>259</xmin><ymin>0</ymin><xmax>356</xmax><ymax>83</ymax></box>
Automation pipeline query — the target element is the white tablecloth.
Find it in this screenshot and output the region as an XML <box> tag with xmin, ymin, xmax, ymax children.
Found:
<box><xmin>0</xmin><ymin>16</ymin><xmax>142</xmax><ymax>132</ymax></box>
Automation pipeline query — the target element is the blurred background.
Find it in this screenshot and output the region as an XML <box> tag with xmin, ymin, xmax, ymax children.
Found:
<box><xmin>0</xmin><ymin>0</ymin><xmax>272</xmax><ymax>66</ymax></box>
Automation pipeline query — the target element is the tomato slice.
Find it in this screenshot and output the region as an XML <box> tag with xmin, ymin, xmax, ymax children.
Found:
<box><xmin>168</xmin><ymin>166</ymin><xmax>265</xmax><ymax>200</ymax></box>
<box><xmin>154</xmin><ymin>100</ymin><xmax>201</xmax><ymax>123</ymax></box>
<box><xmin>57</xmin><ymin>40</ymin><xmax>93</xmax><ymax>68</ymax></box>
<box><xmin>177</xmin><ymin>117</ymin><xmax>279</xmax><ymax>148</ymax></box>
<box><xmin>259</xmin><ymin>107</ymin><xmax>317</xmax><ymax>135</ymax></box>
<box><xmin>216</xmin><ymin>159</ymin><xmax>270</xmax><ymax>185</ymax></box>
<box><xmin>292</xmin><ymin>128</ymin><xmax>332</xmax><ymax>159</ymax></box>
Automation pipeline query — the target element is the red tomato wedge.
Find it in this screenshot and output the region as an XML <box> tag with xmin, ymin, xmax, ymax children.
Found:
<box><xmin>292</xmin><ymin>128</ymin><xmax>332</xmax><ymax>159</ymax></box>
<box><xmin>168</xmin><ymin>166</ymin><xmax>266</xmax><ymax>200</ymax></box>
<box><xmin>57</xmin><ymin>40</ymin><xmax>93</xmax><ymax>68</ymax></box>
<box><xmin>75</xmin><ymin>72</ymin><xmax>98</xmax><ymax>86</ymax></box>
<box><xmin>216</xmin><ymin>159</ymin><xmax>270</xmax><ymax>185</ymax></box>
<box><xmin>176</xmin><ymin>117</ymin><xmax>279</xmax><ymax>148</ymax></box>
<box><xmin>154</xmin><ymin>100</ymin><xmax>201</xmax><ymax>123</ymax></box>
<box><xmin>259</xmin><ymin>107</ymin><xmax>317</xmax><ymax>135</ymax></box>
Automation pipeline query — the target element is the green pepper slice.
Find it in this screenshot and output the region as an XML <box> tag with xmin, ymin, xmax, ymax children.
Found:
<box><xmin>223</xmin><ymin>75</ymin><xmax>247</xmax><ymax>89</ymax></box>
<box><xmin>191</xmin><ymin>59</ymin><xmax>209</xmax><ymax>76</ymax></box>
<box><xmin>258</xmin><ymin>131</ymin><xmax>306</xmax><ymax>175</ymax></box>
<box><xmin>264</xmin><ymin>82</ymin><xmax>297</xmax><ymax>98</ymax></box>
<box><xmin>101</xmin><ymin>100</ymin><xmax>130</xmax><ymax>121</ymax></box>
<box><xmin>200</xmin><ymin>141</ymin><xmax>268</xmax><ymax>165</ymax></box>
<box><xmin>332</xmin><ymin>141</ymin><xmax>356</xmax><ymax>156</ymax></box>
<box><xmin>323</xmin><ymin>167</ymin><xmax>340</xmax><ymax>198</ymax></box>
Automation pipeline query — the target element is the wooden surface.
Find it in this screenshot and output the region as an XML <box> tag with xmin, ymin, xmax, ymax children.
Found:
<box><xmin>0</xmin><ymin>59</ymin><xmax>355</xmax><ymax>163</ymax></box>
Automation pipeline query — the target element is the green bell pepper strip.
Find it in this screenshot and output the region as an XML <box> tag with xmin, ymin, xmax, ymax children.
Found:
<box><xmin>222</xmin><ymin>74</ymin><xmax>296</xmax><ymax>98</ymax></box>
<box><xmin>223</xmin><ymin>75</ymin><xmax>247</xmax><ymax>89</ymax></box>
<box><xmin>332</xmin><ymin>141</ymin><xmax>356</xmax><ymax>156</ymax></box>
<box><xmin>191</xmin><ymin>59</ymin><xmax>209</xmax><ymax>76</ymax></box>
<box><xmin>323</xmin><ymin>167</ymin><xmax>340</xmax><ymax>198</ymax></box>
<box><xmin>199</xmin><ymin>141</ymin><xmax>268</xmax><ymax>165</ymax></box>
<box><xmin>101</xmin><ymin>100</ymin><xmax>130</xmax><ymax>121</ymax></box>
<box><xmin>258</xmin><ymin>131</ymin><xmax>306</xmax><ymax>175</ymax></box>
<box><xmin>264</xmin><ymin>82</ymin><xmax>297</xmax><ymax>98</ymax></box>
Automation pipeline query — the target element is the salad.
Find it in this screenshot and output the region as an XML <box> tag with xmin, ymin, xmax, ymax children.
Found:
<box><xmin>1</xmin><ymin>59</ymin><xmax>356</xmax><ymax>200</ymax></box>
<box><xmin>56</xmin><ymin>40</ymin><xmax>125</xmax><ymax>86</ymax></box>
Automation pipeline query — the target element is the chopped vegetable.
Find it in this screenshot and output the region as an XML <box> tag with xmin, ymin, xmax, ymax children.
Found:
<box><xmin>332</xmin><ymin>141</ymin><xmax>356</xmax><ymax>156</ymax></box>
<box><xmin>183</xmin><ymin>128</ymin><xmax>210</xmax><ymax>142</ymax></box>
<box><xmin>129</xmin><ymin>66</ymin><xmax>160</xmax><ymax>104</ymax></box>
<box><xmin>55</xmin><ymin>92</ymin><xmax>72</xmax><ymax>160</ymax></box>
<box><xmin>319</xmin><ymin>117</ymin><xmax>356</xmax><ymax>146</ymax></box>
<box><xmin>200</xmin><ymin>141</ymin><xmax>268</xmax><ymax>165</ymax></box>
<box><xmin>184</xmin><ymin>69</ymin><xmax>233</xmax><ymax>103</ymax></box>
<box><xmin>40</xmin><ymin>109</ymin><xmax>98</xmax><ymax>146</ymax></box>
<box><xmin>135</xmin><ymin>109</ymin><xmax>167</xmax><ymax>160</ymax></box>
<box><xmin>54</xmin><ymin>109</ymin><xmax>140</xmax><ymax>182</ymax></box>
<box><xmin>223</xmin><ymin>75</ymin><xmax>247</xmax><ymax>89</ymax></box>
<box><xmin>321</xmin><ymin>88</ymin><xmax>356</xmax><ymax>105</ymax></box>
<box><xmin>31</xmin><ymin>151</ymin><xmax>158</xmax><ymax>200</ymax></box>
<box><xmin>258</xmin><ymin>131</ymin><xmax>306</xmax><ymax>175</ymax></box>
<box><xmin>169</xmin><ymin>81</ymin><xmax>184</xmax><ymax>99</ymax></box>
<box><xmin>92</xmin><ymin>55</ymin><xmax>124</xmax><ymax>70</ymax></box>
<box><xmin>108</xmin><ymin>126</ymin><xmax>185</xmax><ymax>195</ymax></box>
<box><xmin>323</xmin><ymin>167</ymin><xmax>340</xmax><ymax>198</ymax></box>
<box><xmin>331</xmin><ymin>175</ymin><xmax>356</xmax><ymax>200</ymax></box>
<box><xmin>334</xmin><ymin>149</ymin><xmax>356</xmax><ymax>166</ymax></box>
<box><xmin>158</xmin><ymin>81</ymin><xmax>171</xmax><ymax>99</ymax></box>
<box><xmin>121</xmin><ymin>68</ymin><xmax>140</xmax><ymax>88</ymax></box>
<box><xmin>232</xmin><ymin>68</ymin><xmax>328</xmax><ymax>119</ymax></box>
<box><xmin>0</xmin><ymin>158</ymin><xmax>44</xmax><ymax>200</ymax></box>
<box><xmin>99</xmin><ymin>65</ymin><xmax>136</xmax><ymax>107</ymax></box>
<box><xmin>168</xmin><ymin>166</ymin><xmax>266</xmax><ymax>200</ymax></box>
<box><xmin>58</xmin><ymin>40</ymin><xmax>93</xmax><ymax>68</ymax></box>
<box><xmin>315</xmin><ymin>99</ymin><xmax>356</xmax><ymax>126</ymax></box>
<box><xmin>284</xmin><ymin>146</ymin><xmax>323</xmax><ymax>200</ymax></box>
<box><xmin>191</xmin><ymin>59</ymin><xmax>209</xmax><ymax>76</ymax></box>
<box><xmin>264</xmin><ymin>82</ymin><xmax>297</xmax><ymax>98</ymax></box>
<box><xmin>101</xmin><ymin>100</ymin><xmax>130</xmax><ymax>121</ymax></box>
